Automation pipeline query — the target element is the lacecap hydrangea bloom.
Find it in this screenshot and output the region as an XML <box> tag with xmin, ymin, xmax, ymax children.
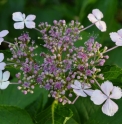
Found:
<box><xmin>1</xmin><ymin>8</ymin><xmax>122</xmax><ymax>116</ymax></box>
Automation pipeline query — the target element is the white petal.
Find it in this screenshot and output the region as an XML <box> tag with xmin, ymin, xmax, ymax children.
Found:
<box><xmin>25</xmin><ymin>21</ymin><xmax>35</xmax><ymax>29</ymax></box>
<box><xmin>0</xmin><ymin>38</ymin><xmax>4</xmax><ymax>45</ymax></box>
<box><xmin>14</xmin><ymin>22</ymin><xmax>24</xmax><ymax>29</ymax></box>
<box><xmin>87</xmin><ymin>14</ymin><xmax>97</xmax><ymax>23</ymax></box>
<box><xmin>102</xmin><ymin>99</ymin><xmax>118</xmax><ymax>116</ymax></box>
<box><xmin>22</xmin><ymin>14</ymin><xmax>26</xmax><ymax>19</ymax></box>
<box><xmin>0</xmin><ymin>81</ymin><xmax>10</xmax><ymax>89</ymax></box>
<box><xmin>82</xmin><ymin>83</ymin><xmax>91</xmax><ymax>89</ymax></box>
<box><xmin>2</xmin><ymin>71</ymin><xmax>10</xmax><ymax>81</ymax></box>
<box><xmin>95</xmin><ymin>21</ymin><xmax>106</xmax><ymax>32</ymax></box>
<box><xmin>26</xmin><ymin>15</ymin><xmax>36</xmax><ymax>21</ymax></box>
<box><xmin>91</xmin><ymin>90</ymin><xmax>107</xmax><ymax>105</ymax></box>
<box><xmin>0</xmin><ymin>62</ymin><xmax>6</xmax><ymax>70</ymax></box>
<box><xmin>115</xmin><ymin>41</ymin><xmax>122</xmax><ymax>46</ymax></box>
<box><xmin>110</xmin><ymin>86</ymin><xmax>122</xmax><ymax>99</ymax></box>
<box><xmin>0</xmin><ymin>30</ymin><xmax>9</xmax><ymax>37</ymax></box>
<box><xmin>109</xmin><ymin>32</ymin><xmax>121</xmax><ymax>42</ymax></box>
<box><xmin>73</xmin><ymin>89</ymin><xmax>87</xmax><ymax>97</ymax></box>
<box><xmin>117</xmin><ymin>29</ymin><xmax>122</xmax><ymax>37</ymax></box>
<box><xmin>12</xmin><ymin>12</ymin><xmax>24</xmax><ymax>21</ymax></box>
<box><xmin>0</xmin><ymin>70</ymin><xmax>2</xmax><ymax>81</ymax></box>
<box><xmin>74</xmin><ymin>80</ymin><xmax>81</xmax><ymax>89</ymax></box>
<box><xmin>71</xmin><ymin>80</ymin><xmax>81</xmax><ymax>90</ymax></box>
<box><xmin>92</xmin><ymin>9</ymin><xmax>103</xmax><ymax>20</ymax></box>
<box><xmin>84</xmin><ymin>89</ymin><xmax>94</xmax><ymax>96</ymax></box>
<box><xmin>71</xmin><ymin>84</ymin><xmax>79</xmax><ymax>89</ymax></box>
<box><xmin>101</xmin><ymin>81</ymin><xmax>113</xmax><ymax>96</ymax></box>
<box><xmin>0</xmin><ymin>53</ymin><xmax>4</xmax><ymax>62</ymax></box>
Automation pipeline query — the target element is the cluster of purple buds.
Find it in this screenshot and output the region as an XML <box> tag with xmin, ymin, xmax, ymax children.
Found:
<box><xmin>39</xmin><ymin>20</ymin><xmax>83</xmax><ymax>53</ymax></box>
<box><xmin>7</xmin><ymin>33</ymin><xmax>39</xmax><ymax>94</ymax></box>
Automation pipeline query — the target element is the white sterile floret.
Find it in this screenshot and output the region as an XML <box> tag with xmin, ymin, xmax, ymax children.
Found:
<box><xmin>0</xmin><ymin>70</ymin><xmax>10</xmax><ymax>89</ymax></box>
<box><xmin>0</xmin><ymin>30</ymin><xmax>9</xmax><ymax>45</ymax></box>
<box><xmin>91</xmin><ymin>81</ymin><xmax>122</xmax><ymax>116</ymax></box>
<box><xmin>71</xmin><ymin>80</ymin><xmax>94</xmax><ymax>97</ymax></box>
<box><xmin>12</xmin><ymin>12</ymin><xmax>36</xmax><ymax>29</ymax></box>
<box><xmin>0</xmin><ymin>53</ymin><xmax>6</xmax><ymax>70</ymax></box>
<box><xmin>110</xmin><ymin>29</ymin><xmax>122</xmax><ymax>46</ymax></box>
<box><xmin>87</xmin><ymin>9</ymin><xmax>106</xmax><ymax>32</ymax></box>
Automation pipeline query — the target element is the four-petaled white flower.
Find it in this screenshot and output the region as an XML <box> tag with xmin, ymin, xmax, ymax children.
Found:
<box><xmin>71</xmin><ymin>80</ymin><xmax>94</xmax><ymax>97</ymax></box>
<box><xmin>0</xmin><ymin>30</ymin><xmax>9</xmax><ymax>45</ymax></box>
<box><xmin>91</xmin><ymin>81</ymin><xmax>122</xmax><ymax>116</ymax></box>
<box><xmin>109</xmin><ymin>29</ymin><xmax>122</xmax><ymax>46</ymax></box>
<box><xmin>0</xmin><ymin>53</ymin><xmax>6</xmax><ymax>70</ymax></box>
<box><xmin>88</xmin><ymin>9</ymin><xmax>106</xmax><ymax>32</ymax></box>
<box><xmin>0</xmin><ymin>70</ymin><xmax>10</xmax><ymax>89</ymax></box>
<box><xmin>12</xmin><ymin>12</ymin><xmax>36</xmax><ymax>29</ymax></box>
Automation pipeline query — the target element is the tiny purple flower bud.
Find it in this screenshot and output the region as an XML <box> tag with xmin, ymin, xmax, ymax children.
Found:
<box><xmin>86</xmin><ymin>70</ymin><xmax>92</xmax><ymax>76</ymax></box>
<box><xmin>66</xmin><ymin>77</ymin><xmax>71</xmax><ymax>81</ymax></box>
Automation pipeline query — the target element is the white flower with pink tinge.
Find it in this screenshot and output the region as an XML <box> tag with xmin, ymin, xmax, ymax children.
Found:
<box><xmin>0</xmin><ymin>53</ymin><xmax>6</xmax><ymax>70</ymax></box>
<box><xmin>88</xmin><ymin>9</ymin><xmax>106</xmax><ymax>32</ymax></box>
<box><xmin>0</xmin><ymin>30</ymin><xmax>9</xmax><ymax>45</ymax></box>
<box><xmin>71</xmin><ymin>80</ymin><xmax>94</xmax><ymax>97</ymax></box>
<box><xmin>0</xmin><ymin>70</ymin><xmax>10</xmax><ymax>89</ymax></box>
<box><xmin>12</xmin><ymin>12</ymin><xmax>36</xmax><ymax>29</ymax></box>
<box><xmin>91</xmin><ymin>81</ymin><xmax>122</xmax><ymax>116</ymax></box>
<box><xmin>110</xmin><ymin>29</ymin><xmax>122</xmax><ymax>46</ymax></box>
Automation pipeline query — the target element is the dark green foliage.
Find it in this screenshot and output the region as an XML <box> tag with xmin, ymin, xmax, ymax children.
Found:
<box><xmin>0</xmin><ymin>105</ymin><xmax>34</xmax><ymax>124</ymax></box>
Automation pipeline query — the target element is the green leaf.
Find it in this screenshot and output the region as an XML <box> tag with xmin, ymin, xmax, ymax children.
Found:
<box><xmin>25</xmin><ymin>88</ymin><xmax>48</xmax><ymax>119</ymax></box>
<box><xmin>67</xmin><ymin>97</ymin><xmax>122</xmax><ymax>124</ymax></box>
<box><xmin>35</xmin><ymin>100</ymin><xmax>73</xmax><ymax>124</ymax></box>
<box><xmin>0</xmin><ymin>85</ymin><xmax>45</xmax><ymax>109</ymax></box>
<box><xmin>100</xmin><ymin>65</ymin><xmax>122</xmax><ymax>81</ymax></box>
<box><xmin>84</xmin><ymin>98</ymin><xmax>122</xmax><ymax>124</ymax></box>
<box><xmin>67</xmin><ymin>97</ymin><xmax>100</xmax><ymax>124</ymax></box>
<box><xmin>0</xmin><ymin>105</ymin><xmax>33</xmax><ymax>124</ymax></box>
<box><xmin>66</xmin><ymin>118</ymin><xmax>79</xmax><ymax>124</ymax></box>
<box><xmin>99</xmin><ymin>65</ymin><xmax>122</xmax><ymax>87</ymax></box>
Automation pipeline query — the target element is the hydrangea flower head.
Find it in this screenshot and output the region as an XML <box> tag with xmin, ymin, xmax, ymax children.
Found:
<box><xmin>88</xmin><ymin>9</ymin><xmax>106</xmax><ymax>32</ymax></box>
<box><xmin>0</xmin><ymin>71</ymin><xmax>10</xmax><ymax>89</ymax></box>
<box><xmin>91</xmin><ymin>81</ymin><xmax>122</xmax><ymax>116</ymax></box>
<box><xmin>109</xmin><ymin>29</ymin><xmax>122</xmax><ymax>46</ymax></box>
<box><xmin>71</xmin><ymin>80</ymin><xmax>94</xmax><ymax>97</ymax></box>
<box><xmin>0</xmin><ymin>30</ymin><xmax>9</xmax><ymax>45</ymax></box>
<box><xmin>12</xmin><ymin>12</ymin><xmax>36</xmax><ymax>29</ymax></box>
<box><xmin>0</xmin><ymin>53</ymin><xmax>6</xmax><ymax>70</ymax></box>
